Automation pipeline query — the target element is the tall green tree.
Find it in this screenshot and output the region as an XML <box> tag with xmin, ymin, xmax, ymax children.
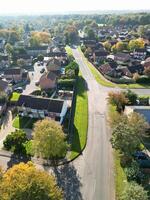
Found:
<box><xmin>32</xmin><ymin>119</ymin><xmax>68</xmax><ymax>159</ymax></box>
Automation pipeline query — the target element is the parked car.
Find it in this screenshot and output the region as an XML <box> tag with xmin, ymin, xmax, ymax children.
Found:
<box><xmin>14</xmin><ymin>87</ymin><xmax>23</xmax><ymax>93</ymax></box>
<box><xmin>134</xmin><ymin>151</ymin><xmax>149</xmax><ymax>160</ymax></box>
<box><xmin>40</xmin><ymin>68</ymin><xmax>45</xmax><ymax>73</ymax></box>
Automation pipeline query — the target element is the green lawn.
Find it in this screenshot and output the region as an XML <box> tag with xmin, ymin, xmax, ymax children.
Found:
<box><xmin>70</xmin><ymin>75</ymin><xmax>88</xmax><ymax>160</ymax></box>
<box><xmin>78</xmin><ymin>47</ymin><xmax>150</xmax><ymax>89</ymax></box>
<box><xmin>10</xmin><ymin>92</ymin><xmax>21</xmax><ymax>102</ymax></box>
<box><xmin>13</xmin><ymin>116</ymin><xmax>38</xmax><ymax>129</ymax></box>
<box><xmin>65</xmin><ymin>45</ymin><xmax>73</xmax><ymax>56</ymax></box>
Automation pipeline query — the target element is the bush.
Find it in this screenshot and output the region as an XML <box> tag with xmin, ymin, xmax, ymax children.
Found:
<box><xmin>123</xmin><ymin>89</ymin><xmax>138</xmax><ymax>105</ymax></box>
<box><xmin>3</xmin><ymin>130</ymin><xmax>28</xmax><ymax>154</ymax></box>
<box><xmin>124</xmin><ymin>160</ymin><xmax>141</xmax><ymax>182</ymax></box>
<box><xmin>58</xmin><ymin>79</ymin><xmax>75</xmax><ymax>89</ymax></box>
<box><xmin>136</xmin><ymin>76</ymin><xmax>150</xmax><ymax>84</ymax></box>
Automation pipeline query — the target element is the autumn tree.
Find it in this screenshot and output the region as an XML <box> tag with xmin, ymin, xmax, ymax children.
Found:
<box><xmin>32</xmin><ymin>119</ymin><xmax>68</xmax><ymax>159</ymax></box>
<box><xmin>128</xmin><ymin>38</ymin><xmax>145</xmax><ymax>51</ymax></box>
<box><xmin>0</xmin><ymin>162</ymin><xmax>63</xmax><ymax>200</ymax></box>
<box><xmin>108</xmin><ymin>91</ymin><xmax>129</xmax><ymax>112</ymax></box>
<box><xmin>144</xmin><ymin>66</ymin><xmax>150</xmax><ymax>77</ymax></box>
<box><xmin>30</xmin><ymin>31</ymin><xmax>51</xmax><ymax>47</ymax></box>
<box><xmin>120</xmin><ymin>182</ymin><xmax>148</xmax><ymax>200</ymax></box>
<box><xmin>103</xmin><ymin>41</ymin><xmax>112</xmax><ymax>51</ymax></box>
<box><xmin>5</xmin><ymin>43</ymin><xmax>14</xmax><ymax>56</ymax></box>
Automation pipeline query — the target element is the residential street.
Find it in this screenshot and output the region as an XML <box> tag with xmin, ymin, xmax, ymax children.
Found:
<box><xmin>0</xmin><ymin>48</ymin><xmax>149</xmax><ymax>199</ymax></box>
<box><xmin>72</xmin><ymin>48</ymin><xmax>115</xmax><ymax>200</ymax></box>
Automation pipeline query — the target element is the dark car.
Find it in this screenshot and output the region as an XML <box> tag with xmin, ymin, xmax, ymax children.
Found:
<box><xmin>14</xmin><ymin>87</ymin><xmax>23</xmax><ymax>93</ymax></box>
<box><xmin>134</xmin><ymin>151</ymin><xmax>149</xmax><ymax>160</ymax></box>
<box><xmin>40</xmin><ymin>68</ymin><xmax>45</xmax><ymax>73</ymax></box>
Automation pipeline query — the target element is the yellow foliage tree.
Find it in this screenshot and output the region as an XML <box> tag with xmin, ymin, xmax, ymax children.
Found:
<box><xmin>0</xmin><ymin>162</ymin><xmax>63</xmax><ymax>200</ymax></box>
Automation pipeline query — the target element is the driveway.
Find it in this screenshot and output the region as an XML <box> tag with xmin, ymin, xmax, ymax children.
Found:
<box><xmin>0</xmin><ymin>110</ymin><xmax>15</xmax><ymax>149</ymax></box>
<box><xmin>23</xmin><ymin>63</ymin><xmax>46</xmax><ymax>95</ymax></box>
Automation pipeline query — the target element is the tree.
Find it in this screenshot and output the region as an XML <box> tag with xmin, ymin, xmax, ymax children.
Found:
<box><xmin>65</xmin><ymin>25</ymin><xmax>78</xmax><ymax>44</ymax></box>
<box><xmin>110</xmin><ymin>121</ymin><xmax>141</xmax><ymax>156</ymax></box>
<box><xmin>120</xmin><ymin>182</ymin><xmax>148</xmax><ymax>200</ymax></box>
<box><xmin>115</xmin><ymin>41</ymin><xmax>128</xmax><ymax>52</ymax></box>
<box><xmin>5</xmin><ymin>43</ymin><xmax>14</xmax><ymax>55</ymax></box>
<box><xmin>128</xmin><ymin>112</ymin><xmax>149</xmax><ymax>137</ymax></box>
<box><xmin>103</xmin><ymin>41</ymin><xmax>112</xmax><ymax>51</ymax></box>
<box><xmin>0</xmin><ymin>92</ymin><xmax>7</xmax><ymax>103</ymax></box>
<box><xmin>123</xmin><ymin>89</ymin><xmax>138</xmax><ymax>105</ymax></box>
<box><xmin>30</xmin><ymin>31</ymin><xmax>51</xmax><ymax>47</ymax></box>
<box><xmin>0</xmin><ymin>162</ymin><xmax>63</xmax><ymax>200</ymax></box>
<box><xmin>37</xmin><ymin>54</ymin><xmax>44</xmax><ymax>62</ymax></box>
<box><xmin>144</xmin><ymin>66</ymin><xmax>150</xmax><ymax>77</ymax></box>
<box><xmin>32</xmin><ymin>119</ymin><xmax>68</xmax><ymax>159</ymax></box>
<box><xmin>17</xmin><ymin>58</ymin><xmax>26</xmax><ymax>68</ymax></box>
<box><xmin>128</xmin><ymin>38</ymin><xmax>145</xmax><ymax>51</ymax></box>
<box><xmin>3</xmin><ymin>130</ymin><xmax>28</xmax><ymax>154</ymax></box>
<box><xmin>108</xmin><ymin>91</ymin><xmax>129</xmax><ymax>112</ymax></box>
<box><xmin>65</xmin><ymin>61</ymin><xmax>79</xmax><ymax>77</ymax></box>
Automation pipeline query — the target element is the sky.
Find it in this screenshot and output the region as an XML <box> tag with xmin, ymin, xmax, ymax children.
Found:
<box><xmin>0</xmin><ymin>0</ymin><xmax>150</xmax><ymax>15</ymax></box>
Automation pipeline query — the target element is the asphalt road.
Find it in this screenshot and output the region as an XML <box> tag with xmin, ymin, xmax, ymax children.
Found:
<box><xmin>72</xmin><ymin>48</ymin><xmax>115</xmax><ymax>200</ymax></box>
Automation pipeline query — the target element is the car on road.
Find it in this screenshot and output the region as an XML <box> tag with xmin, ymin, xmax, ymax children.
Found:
<box><xmin>40</xmin><ymin>68</ymin><xmax>45</xmax><ymax>73</ymax></box>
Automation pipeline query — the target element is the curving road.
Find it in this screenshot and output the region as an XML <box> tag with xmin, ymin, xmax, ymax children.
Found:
<box><xmin>72</xmin><ymin>48</ymin><xmax>115</xmax><ymax>200</ymax></box>
<box><xmin>71</xmin><ymin>48</ymin><xmax>150</xmax><ymax>200</ymax></box>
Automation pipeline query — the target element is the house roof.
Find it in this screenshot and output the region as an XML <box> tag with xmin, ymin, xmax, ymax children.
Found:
<box><xmin>47</xmin><ymin>52</ymin><xmax>67</xmax><ymax>57</ymax></box>
<box><xmin>17</xmin><ymin>95</ymin><xmax>64</xmax><ymax>114</ymax></box>
<box><xmin>40</xmin><ymin>71</ymin><xmax>57</xmax><ymax>82</ymax></box>
<box><xmin>46</xmin><ymin>58</ymin><xmax>61</xmax><ymax>67</ymax></box>
<box><xmin>4</xmin><ymin>68</ymin><xmax>22</xmax><ymax>75</ymax></box>
<box><xmin>0</xmin><ymin>79</ymin><xmax>8</xmax><ymax>91</ymax></box>
<box><xmin>94</xmin><ymin>49</ymin><xmax>108</xmax><ymax>57</ymax></box>
<box><xmin>114</xmin><ymin>53</ymin><xmax>130</xmax><ymax>62</ymax></box>
<box><xmin>99</xmin><ymin>63</ymin><xmax>113</xmax><ymax>74</ymax></box>
<box><xmin>128</xmin><ymin>65</ymin><xmax>144</xmax><ymax>74</ymax></box>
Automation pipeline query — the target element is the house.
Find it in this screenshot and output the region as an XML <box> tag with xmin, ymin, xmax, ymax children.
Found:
<box><xmin>132</xmin><ymin>48</ymin><xmax>147</xmax><ymax>60</ymax></box>
<box><xmin>15</xmin><ymin>54</ymin><xmax>33</xmax><ymax>67</ymax></box>
<box><xmin>0</xmin><ymin>79</ymin><xmax>11</xmax><ymax>94</ymax></box>
<box><xmin>4</xmin><ymin>68</ymin><xmax>29</xmax><ymax>83</ymax></box>
<box><xmin>39</xmin><ymin>72</ymin><xmax>57</xmax><ymax>90</ymax></box>
<box><xmin>114</xmin><ymin>53</ymin><xmax>131</xmax><ymax>65</ymax></box>
<box><xmin>93</xmin><ymin>49</ymin><xmax>109</xmax><ymax>64</ymax></box>
<box><xmin>83</xmin><ymin>40</ymin><xmax>97</xmax><ymax>48</ymax></box>
<box><xmin>0</xmin><ymin>38</ymin><xmax>6</xmax><ymax>51</ymax></box>
<box><xmin>26</xmin><ymin>46</ymin><xmax>48</xmax><ymax>57</ymax></box>
<box><xmin>143</xmin><ymin>57</ymin><xmax>150</xmax><ymax>68</ymax></box>
<box><xmin>17</xmin><ymin>95</ymin><xmax>68</xmax><ymax>124</ymax></box>
<box><xmin>0</xmin><ymin>54</ymin><xmax>9</xmax><ymax>69</ymax></box>
<box><xmin>46</xmin><ymin>58</ymin><xmax>61</xmax><ymax>72</ymax></box>
<box><xmin>128</xmin><ymin>64</ymin><xmax>144</xmax><ymax>75</ymax></box>
<box><xmin>125</xmin><ymin>106</ymin><xmax>150</xmax><ymax>123</ymax></box>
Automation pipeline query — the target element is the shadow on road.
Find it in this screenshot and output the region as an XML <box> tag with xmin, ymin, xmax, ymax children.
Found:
<box><xmin>53</xmin><ymin>164</ymin><xmax>83</xmax><ymax>200</ymax></box>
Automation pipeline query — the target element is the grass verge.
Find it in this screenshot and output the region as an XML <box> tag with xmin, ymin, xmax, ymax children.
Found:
<box><xmin>70</xmin><ymin>75</ymin><xmax>88</xmax><ymax>160</ymax></box>
<box><xmin>13</xmin><ymin>116</ymin><xmax>38</xmax><ymax>129</ymax></box>
<box><xmin>10</xmin><ymin>92</ymin><xmax>21</xmax><ymax>102</ymax></box>
<box><xmin>108</xmin><ymin>104</ymin><xmax>127</xmax><ymax>199</ymax></box>
<box><xmin>114</xmin><ymin>151</ymin><xmax>127</xmax><ymax>199</ymax></box>
<box><xmin>65</xmin><ymin>45</ymin><xmax>73</xmax><ymax>56</ymax></box>
<box><xmin>78</xmin><ymin>47</ymin><xmax>150</xmax><ymax>89</ymax></box>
